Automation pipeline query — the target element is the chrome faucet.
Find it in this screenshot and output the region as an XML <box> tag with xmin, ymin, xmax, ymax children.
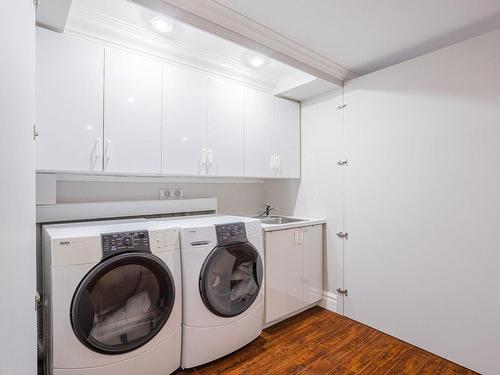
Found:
<box><xmin>257</xmin><ymin>204</ymin><xmax>278</xmax><ymax>218</ymax></box>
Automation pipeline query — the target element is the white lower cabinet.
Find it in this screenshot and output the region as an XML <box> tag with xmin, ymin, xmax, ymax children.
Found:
<box><xmin>104</xmin><ymin>48</ymin><xmax>162</xmax><ymax>174</ymax></box>
<box><xmin>303</xmin><ymin>225</ymin><xmax>323</xmax><ymax>303</ymax></box>
<box><xmin>265</xmin><ymin>224</ymin><xmax>323</xmax><ymax>324</ymax></box>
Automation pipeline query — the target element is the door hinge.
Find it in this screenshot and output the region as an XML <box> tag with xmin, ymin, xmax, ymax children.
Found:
<box><xmin>33</xmin><ymin>124</ymin><xmax>39</xmax><ymax>141</ymax></box>
<box><xmin>336</xmin><ymin>288</ymin><xmax>348</xmax><ymax>296</ymax></box>
<box><xmin>336</xmin><ymin>231</ymin><xmax>348</xmax><ymax>240</ymax></box>
<box><xmin>337</xmin><ymin>104</ymin><xmax>347</xmax><ymax>110</ymax></box>
<box><xmin>35</xmin><ymin>292</ymin><xmax>41</xmax><ymax>310</ymax></box>
<box><xmin>337</xmin><ymin>159</ymin><xmax>348</xmax><ymax>166</ymax></box>
<box><xmin>33</xmin><ymin>0</ymin><xmax>40</xmax><ymax>7</ymax></box>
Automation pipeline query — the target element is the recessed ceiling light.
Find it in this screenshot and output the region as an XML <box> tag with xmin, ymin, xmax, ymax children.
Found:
<box><xmin>151</xmin><ymin>17</ymin><xmax>173</xmax><ymax>34</ymax></box>
<box><xmin>243</xmin><ymin>51</ymin><xmax>268</xmax><ymax>69</ymax></box>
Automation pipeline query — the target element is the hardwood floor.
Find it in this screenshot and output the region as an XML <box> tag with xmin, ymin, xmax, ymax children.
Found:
<box><xmin>174</xmin><ymin>306</ymin><xmax>477</xmax><ymax>375</ymax></box>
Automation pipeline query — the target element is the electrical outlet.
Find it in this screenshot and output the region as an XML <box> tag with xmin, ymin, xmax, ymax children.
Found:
<box><xmin>159</xmin><ymin>189</ymin><xmax>174</xmax><ymax>200</ymax></box>
<box><xmin>160</xmin><ymin>189</ymin><xmax>184</xmax><ymax>200</ymax></box>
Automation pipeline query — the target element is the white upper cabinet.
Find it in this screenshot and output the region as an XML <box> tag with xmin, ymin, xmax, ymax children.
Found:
<box><xmin>36</xmin><ymin>28</ymin><xmax>104</xmax><ymax>172</ymax></box>
<box><xmin>206</xmin><ymin>77</ymin><xmax>245</xmax><ymax>176</ymax></box>
<box><xmin>244</xmin><ymin>87</ymin><xmax>274</xmax><ymax>177</ymax></box>
<box><xmin>163</xmin><ymin>64</ymin><xmax>208</xmax><ymax>176</ymax></box>
<box><xmin>273</xmin><ymin>97</ymin><xmax>301</xmax><ymax>178</ymax></box>
<box><xmin>163</xmin><ymin>65</ymin><xmax>245</xmax><ymax>177</ymax></box>
<box><xmin>244</xmin><ymin>90</ymin><xmax>301</xmax><ymax>178</ymax></box>
<box><xmin>36</xmin><ymin>28</ymin><xmax>301</xmax><ymax>178</ymax></box>
<box><xmin>104</xmin><ymin>48</ymin><xmax>162</xmax><ymax>174</ymax></box>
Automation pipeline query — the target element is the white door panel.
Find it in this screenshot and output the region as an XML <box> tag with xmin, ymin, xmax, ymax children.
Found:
<box><xmin>104</xmin><ymin>48</ymin><xmax>162</xmax><ymax>174</ymax></box>
<box><xmin>274</xmin><ymin>97</ymin><xmax>300</xmax><ymax>178</ymax></box>
<box><xmin>297</xmin><ymin>91</ymin><xmax>345</xmax><ymax>313</ymax></box>
<box><xmin>343</xmin><ymin>31</ymin><xmax>500</xmax><ymax>374</ymax></box>
<box><xmin>36</xmin><ymin>28</ymin><xmax>104</xmax><ymax>172</ymax></box>
<box><xmin>207</xmin><ymin>76</ymin><xmax>244</xmax><ymax>176</ymax></box>
<box><xmin>1</xmin><ymin>2</ymin><xmax>36</xmax><ymax>373</ymax></box>
<box><xmin>244</xmin><ymin>87</ymin><xmax>274</xmax><ymax>177</ymax></box>
<box><xmin>163</xmin><ymin>64</ymin><xmax>208</xmax><ymax>175</ymax></box>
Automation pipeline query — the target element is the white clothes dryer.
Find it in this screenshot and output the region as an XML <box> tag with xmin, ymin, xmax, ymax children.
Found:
<box><xmin>42</xmin><ymin>220</ymin><xmax>182</xmax><ymax>375</ymax></box>
<box><xmin>165</xmin><ymin>215</ymin><xmax>264</xmax><ymax>368</ymax></box>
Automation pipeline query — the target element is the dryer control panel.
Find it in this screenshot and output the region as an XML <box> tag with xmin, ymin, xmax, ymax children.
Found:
<box><xmin>101</xmin><ymin>230</ymin><xmax>150</xmax><ymax>258</ymax></box>
<box><xmin>215</xmin><ymin>222</ymin><xmax>247</xmax><ymax>246</ymax></box>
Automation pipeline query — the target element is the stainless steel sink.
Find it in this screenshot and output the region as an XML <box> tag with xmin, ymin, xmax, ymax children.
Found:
<box><xmin>260</xmin><ymin>216</ymin><xmax>309</xmax><ymax>225</ymax></box>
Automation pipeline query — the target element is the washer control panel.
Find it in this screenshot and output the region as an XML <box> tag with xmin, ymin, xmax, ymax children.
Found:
<box><xmin>101</xmin><ymin>230</ymin><xmax>150</xmax><ymax>258</ymax></box>
<box><xmin>215</xmin><ymin>222</ymin><xmax>247</xmax><ymax>246</ymax></box>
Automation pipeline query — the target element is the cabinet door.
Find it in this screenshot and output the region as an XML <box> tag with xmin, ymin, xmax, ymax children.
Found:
<box><xmin>163</xmin><ymin>64</ymin><xmax>208</xmax><ymax>175</ymax></box>
<box><xmin>206</xmin><ymin>77</ymin><xmax>244</xmax><ymax>176</ymax></box>
<box><xmin>244</xmin><ymin>87</ymin><xmax>274</xmax><ymax>177</ymax></box>
<box><xmin>265</xmin><ymin>229</ymin><xmax>304</xmax><ymax>323</ymax></box>
<box><xmin>274</xmin><ymin>97</ymin><xmax>301</xmax><ymax>178</ymax></box>
<box><xmin>36</xmin><ymin>27</ymin><xmax>104</xmax><ymax>172</ymax></box>
<box><xmin>303</xmin><ymin>225</ymin><xmax>323</xmax><ymax>305</ymax></box>
<box><xmin>104</xmin><ymin>48</ymin><xmax>162</xmax><ymax>174</ymax></box>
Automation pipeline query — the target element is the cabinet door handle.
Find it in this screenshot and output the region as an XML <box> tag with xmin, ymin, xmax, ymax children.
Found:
<box><xmin>207</xmin><ymin>149</ymin><xmax>214</xmax><ymax>166</ymax></box>
<box><xmin>294</xmin><ymin>231</ymin><xmax>298</xmax><ymax>245</ymax></box>
<box><xmin>200</xmin><ymin>148</ymin><xmax>207</xmax><ymax>175</ymax></box>
<box><xmin>300</xmin><ymin>231</ymin><xmax>304</xmax><ymax>244</ymax></box>
<box><xmin>271</xmin><ymin>155</ymin><xmax>278</xmax><ymax>175</ymax></box>
<box><xmin>276</xmin><ymin>156</ymin><xmax>280</xmax><ymax>176</ymax></box>
<box><xmin>105</xmin><ymin>140</ymin><xmax>111</xmax><ymax>161</ymax></box>
<box><xmin>95</xmin><ymin>138</ymin><xmax>101</xmax><ymax>159</ymax></box>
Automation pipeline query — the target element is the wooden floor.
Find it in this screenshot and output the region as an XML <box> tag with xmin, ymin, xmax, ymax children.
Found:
<box><xmin>174</xmin><ymin>306</ymin><xmax>476</xmax><ymax>375</ymax></box>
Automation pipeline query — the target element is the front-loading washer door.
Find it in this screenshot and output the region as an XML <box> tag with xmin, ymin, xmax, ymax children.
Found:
<box><xmin>71</xmin><ymin>252</ymin><xmax>175</xmax><ymax>354</ymax></box>
<box><xmin>199</xmin><ymin>242</ymin><xmax>263</xmax><ymax>318</ymax></box>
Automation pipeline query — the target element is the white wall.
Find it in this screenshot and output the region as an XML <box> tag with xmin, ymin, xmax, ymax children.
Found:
<box><xmin>0</xmin><ymin>1</ymin><xmax>37</xmax><ymax>375</ymax></box>
<box><xmin>56</xmin><ymin>180</ymin><xmax>266</xmax><ymax>216</ymax></box>
<box><xmin>342</xmin><ymin>28</ymin><xmax>500</xmax><ymax>374</ymax></box>
<box><xmin>264</xmin><ymin>91</ymin><xmax>344</xmax><ymax>296</ymax></box>
<box><xmin>265</xmin><ymin>28</ymin><xmax>500</xmax><ymax>374</ymax></box>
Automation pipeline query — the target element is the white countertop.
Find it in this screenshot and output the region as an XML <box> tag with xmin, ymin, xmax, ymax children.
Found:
<box><xmin>258</xmin><ymin>216</ymin><xmax>326</xmax><ymax>232</ymax></box>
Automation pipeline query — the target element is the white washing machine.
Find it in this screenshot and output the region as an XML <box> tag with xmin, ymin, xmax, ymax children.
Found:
<box><xmin>42</xmin><ymin>220</ymin><xmax>182</xmax><ymax>375</ymax></box>
<box><xmin>166</xmin><ymin>215</ymin><xmax>264</xmax><ymax>368</ymax></box>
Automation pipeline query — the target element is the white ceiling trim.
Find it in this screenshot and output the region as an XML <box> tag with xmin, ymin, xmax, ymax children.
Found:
<box><xmin>36</xmin><ymin>0</ymin><xmax>73</xmax><ymax>32</ymax></box>
<box><xmin>131</xmin><ymin>0</ymin><xmax>354</xmax><ymax>85</ymax></box>
<box><xmin>65</xmin><ymin>4</ymin><xmax>280</xmax><ymax>91</ymax></box>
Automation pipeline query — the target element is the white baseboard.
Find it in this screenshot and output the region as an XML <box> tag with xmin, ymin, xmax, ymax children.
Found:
<box><xmin>264</xmin><ymin>302</ymin><xmax>318</xmax><ymax>329</ymax></box>
<box><xmin>319</xmin><ymin>291</ymin><xmax>338</xmax><ymax>313</ymax></box>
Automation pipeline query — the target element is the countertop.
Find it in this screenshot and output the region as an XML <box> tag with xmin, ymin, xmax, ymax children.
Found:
<box><xmin>259</xmin><ymin>216</ymin><xmax>326</xmax><ymax>232</ymax></box>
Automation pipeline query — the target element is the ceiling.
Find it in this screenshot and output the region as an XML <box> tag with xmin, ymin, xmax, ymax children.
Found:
<box><xmin>212</xmin><ymin>0</ymin><xmax>500</xmax><ymax>76</ymax></box>
<box><xmin>68</xmin><ymin>0</ymin><xmax>300</xmax><ymax>86</ymax></box>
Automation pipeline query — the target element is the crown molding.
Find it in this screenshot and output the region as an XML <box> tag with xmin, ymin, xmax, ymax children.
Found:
<box><xmin>131</xmin><ymin>0</ymin><xmax>355</xmax><ymax>85</ymax></box>
<box><xmin>65</xmin><ymin>4</ymin><xmax>280</xmax><ymax>91</ymax></box>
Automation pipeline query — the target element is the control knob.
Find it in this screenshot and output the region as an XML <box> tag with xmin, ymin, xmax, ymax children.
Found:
<box><xmin>122</xmin><ymin>236</ymin><xmax>133</xmax><ymax>247</ymax></box>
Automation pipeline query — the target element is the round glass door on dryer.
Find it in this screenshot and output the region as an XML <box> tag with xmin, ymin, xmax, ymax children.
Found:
<box><xmin>199</xmin><ymin>240</ymin><xmax>263</xmax><ymax>318</ymax></box>
<box><xmin>71</xmin><ymin>250</ymin><xmax>176</xmax><ymax>354</ymax></box>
